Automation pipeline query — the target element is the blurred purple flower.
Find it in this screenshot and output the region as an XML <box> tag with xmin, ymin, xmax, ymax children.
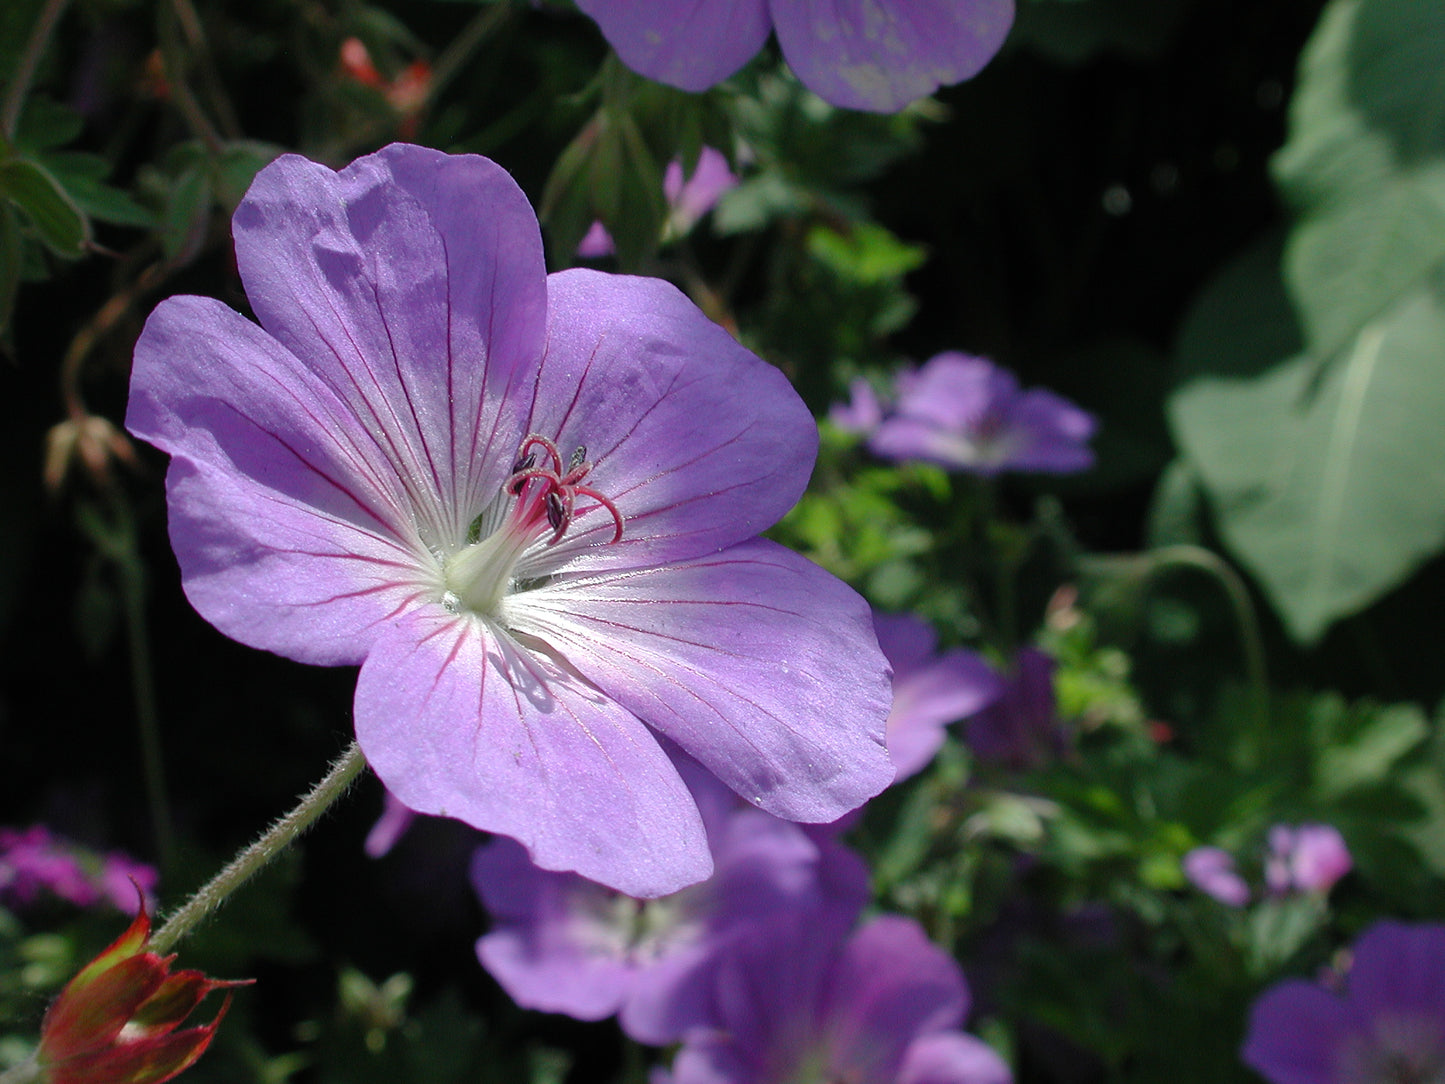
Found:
<box><xmin>1185</xmin><ymin>823</ymin><xmax>1351</xmax><ymax>908</ymax></box>
<box><xmin>1242</xmin><ymin>921</ymin><xmax>1445</xmax><ymax>1084</ymax></box>
<box><xmin>364</xmin><ymin>791</ymin><xmax>417</xmax><ymax>859</ymax></box>
<box><xmin>1182</xmin><ymin>847</ymin><xmax>1250</xmax><ymax>908</ymax></box>
<box><xmin>1265</xmin><ymin>824</ymin><xmax>1352</xmax><ymax>897</ymax></box>
<box><xmin>870</xmin><ymin>354</ymin><xmax>1096</xmax><ymax>477</ymax></box>
<box><xmin>472</xmin><ymin>759</ymin><xmax>868</xmax><ymax>1044</ymax></box>
<box><xmin>576</xmin><ymin>220</ymin><xmax>617</xmax><ymax>259</ymax></box>
<box><xmin>579</xmin><ymin>146</ymin><xmax>739</xmax><ymax>258</ymax></box>
<box><xmin>665</xmin><ymin>147</ymin><xmax>738</xmax><ymax>237</ymax></box>
<box><xmin>874</xmin><ymin>612</ymin><xmax>1003</xmax><ymax>782</ymax></box>
<box><xmin>667</xmin><ymin>910</ymin><xmax>1011</xmax><ymax>1084</ymax></box>
<box><xmin>0</xmin><ymin>826</ymin><xmax>155</xmax><ymax>914</ymax></box>
<box><xmin>829</xmin><ymin>378</ymin><xmax>888</xmax><ymax>436</ymax></box>
<box><xmin>963</xmin><ymin>648</ymin><xmax>1065</xmax><ymax>771</ymax></box>
<box><xmin>126</xmin><ymin>143</ymin><xmax>892</xmax><ymax>898</ymax></box>
<box><xmin>574</xmin><ymin>0</ymin><xmax>1014</xmax><ymax>114</ymax></box>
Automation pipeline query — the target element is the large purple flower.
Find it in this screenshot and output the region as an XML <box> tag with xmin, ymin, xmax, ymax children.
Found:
<box><xmin>1242</xmin><ymin>921</ymin><xmax>1445</xmax><ymax>1084</ymax></box>
<box><xmin>665</xmin><ymin>910</ymin><xmax>1012</xmax><ymax>1084</ymax></box>
<box><xmin>125</xmin><ymin>144</ymin><xmax>892</xmax><ymax>898</ymax></box>
<box><xmin>573</xmin><ymin>0</ymin><xmax>1014</xmax><ymax>114</ymax></box>
<box><xmin>471</xmin><ymin>758</ymin><xmax>869</xmax><ymax>1044</ymax></box>
<box><xmin>869</xmin><ymin>354</ymin><xmax>1096</xmax><ymax>476</ymax></box>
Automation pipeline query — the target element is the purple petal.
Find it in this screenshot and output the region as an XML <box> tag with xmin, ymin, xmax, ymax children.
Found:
<box><xmin>665</xmin><ymin>147</ymin><xmax>738</xmax><ymax>234</ymax></box>
<box><xmin>1182</xmin><ymin>847</ymin><xmax>1250</xmax><ymax>908</ymax></box>
<box><xmin>1000</xmin><ymin>390</ymin><xmax>1097</xmax><ymax>473</ymax></box>
<box><xmin>1344</xmin><ymin>921</ymin><xmax>1445</xmax><ymax>1021</ymax></box>
<box><xmin>825</xmin><ymin>916</ymin><xmax>970</xmax><ymax>1084</ymax></box>
<box><xmin>1267</xmin><ymin>824</ymin><xmax>1352</xmax><ymax>896</ymax></box>
<box><xmin>875</xmin><ymin>614</ymin><xmax>1003</xmax><ymax>781</ymax></box>
<box><xmin>127</xmin><ymin>295</ymin><xmax>429</xmax><ymax>666</ymax></box>
<box><xmin>871</xmin><ymin>353</ymin><xmax>1094</xmax><ymax>476</ymax></box>
<box><xmin>898</xmin><ymin>1033</ymin><xmax>1013</xmax><ymax>1084</ymax></box>
<box><xmin>364</xmin><ymin>791</ymin><xmax>417</xmax><ymax>858</ymax></box>
<box><xmin>829</xmin><ymin>378</ymin><xmax>886</xmax><ymax>436</ymax></box>
<box><xmin>963</xmin><ymin>648</ymin><xmax>1063</xmax><ymax>770</ymax></box>
<box><xmin>622</xmin><ymin>814</ymin><xmax>870</xmax><ymax>1045</ymax></box>
<box><xmin>526</xmin><ymin>269</ymin><xmax>817</xmax><ymax>572</ymax></box>
<box><xmin>353</xmin><ymin>608</ymin><xmax>711</xmax><ymax>897</ymax></box>
<box><xmin>505</xmin><ymin>538</ymin><xmax>893</xmax><ymax>824</ymax></box>
<box><xmin>577</xmin><ymin>220</ymin><xmax>616</xmax><ymax>258</ymax></box>
<box><xmin>769</xmin><ymin>0</ymin><xmax>1014</xmax><ymax>113</ymax></box>
<box><xmin>1241</xmin><ymin>980</ymin><xmax>1356</xmax><ymax>1084</ymax></box>
<box><xmin>230</xmin><ymin>145</ymin><xmax>545</xmax><ymax>549</ymax></box>
<box><xmin>873</xmin><ymin>612</ymin><xmax>941</xmax><ymax>680</ymax></box>
<box><xmin>574</xmin><ymin>0</ymin><xmax>771</xmax><ymax>93</ymax></box>
<box><xmin>471</xmin><ymin>838</ymin><xmax>638</xmax><ymax>1019</ymax></box>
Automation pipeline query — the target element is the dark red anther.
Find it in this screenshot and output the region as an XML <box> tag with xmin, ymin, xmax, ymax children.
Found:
<box><xmin>545</xmin><ymin>490</ymin><xmax>567</xmax><ymax>535</ymax></box>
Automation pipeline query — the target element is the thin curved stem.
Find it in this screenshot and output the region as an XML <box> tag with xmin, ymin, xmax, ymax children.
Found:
<box><xmin>151</xmin><ymin>743</ymin><xmax>368</xmax><ymax>954</ymax></box>
<box><xmin>1</xmin><ymin>0</ymin><xmax>72</xmax><ymax>140</ymax></box>
<box><xmin>1084</xmin><ymin>545</ymin><xmax>1270</xmax><ymax>754</ymax></box>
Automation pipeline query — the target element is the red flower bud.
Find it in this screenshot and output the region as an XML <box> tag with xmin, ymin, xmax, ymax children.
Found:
<box><xmin>36</xmin><ymin>903</ymin><xmax>250</xmax><ymax>1084</ymax></box>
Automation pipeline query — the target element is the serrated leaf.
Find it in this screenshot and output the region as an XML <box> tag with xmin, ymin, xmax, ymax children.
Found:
<box><xmin>0</xmin><ymin>157</ymin><xmax>88</xmax><ymax>257</ymax></box>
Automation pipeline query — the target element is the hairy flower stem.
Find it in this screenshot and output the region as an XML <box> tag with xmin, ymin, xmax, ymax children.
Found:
<box><xmin>150</xmin><ymin>743</ymin><xmax>368</xmax><ymax>955</ymax></box>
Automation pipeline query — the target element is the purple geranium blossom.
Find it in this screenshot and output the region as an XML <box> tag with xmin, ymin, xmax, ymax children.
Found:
<box><xmin>870</xmin><ymin>354</ymin><xmax>1096</xmax><ymax>476</ymax></box>
<box><xmin>472</xmin><ymin>757</ymin><xmax>869</xmax><ymax>1044</ymax></box>
<box><xmin>873</xmin><ymin>613</ymin><xmax>1003</xmax><ymax>782</ymax></box>
<box><xmin>1184</xmin><ymin>823</ymin><xmax>1352</xmax><ymax>908</ymax></box>
<box><xmin>667</xmin><ymin>910</ymin><xmax>1011</xmax><ymax>1084</ymax></box>
<box><xmin>126</xmin><ymin>143</ymin><xmax>892</xmax><ymax>898</ymax></box>
<box><xmin>1265</xmin><ymin>824</ymin><xmax>1353</xmax><ymax>897</ymax></box>
<box><xmin>0</xmin><ymin>826</ymin><xmax>157</xmax><ymax>914</ymax></box>
<box><xmin>1242</xmin><ymin>921</ymin><xmax>1445</xmax><ymax>1084</ymax></box>
<box><xmin>1182</xmin><ymin>846</ymin><xmax>1250</xmax><ymax>908</ymax></box>
<box><xmin>829</xmin><ymin>378</ymin><xmax>887</xmax><ymax>436</ymax></box>
<box><xmin>579</xmin><ymin>146</ymin><xmax>739</xmax><ymax>258</ymax></box>
<box><xmin>963</xmin><ymin>648</ymin><xmax>1065</xmax><ymax>771</ymax></box>
<box><xmin>574</xmin><ymin>0</ymin><xmax>1014</xmax><ymax>114</ymax></box>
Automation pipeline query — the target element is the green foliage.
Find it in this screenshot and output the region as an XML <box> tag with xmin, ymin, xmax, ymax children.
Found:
<box><xmin>1169</xmin><ymin>0</ymin><xmax>1445</xmax><ymax>644</ymax></box>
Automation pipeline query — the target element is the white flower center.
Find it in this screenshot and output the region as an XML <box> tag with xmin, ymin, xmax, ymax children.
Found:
<box><xmin>440</xmin><ymin>434</ymin><xmax>622</xmax><ymax>617</ymax></box>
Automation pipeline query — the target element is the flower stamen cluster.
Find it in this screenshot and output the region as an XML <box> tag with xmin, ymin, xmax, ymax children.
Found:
<box><xmin>505</xmin><ymin>433</ymin><xmax>624</xmax><ymax>547</ymax></box>
<box><xmin>444</xmin><ymin>434</ymin><xmax>624</xmax><ymax>618</ymax></box>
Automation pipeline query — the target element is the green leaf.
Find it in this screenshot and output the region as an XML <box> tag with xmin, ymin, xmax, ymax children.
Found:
<box><xmin>160</xmin><ymin>165</ymin><xmax>213</xmax><ymax>264</ymax></box>
<box><xmin>1312</xmin><ymin>700</ymin><xmax>1428</xmax><ymax>800</ymax></box>
<box><xmin>41</xmin><ymin>152</ymin><xmax>155</xmax><ymax>228</ymax></box>
<box><xmin>0</xmin><ymin>156</ymin><xmax>88</xmax><ymax>257</ymax></box>
<box><xmin>1272</xmin><ymin>0</ymin><xmax>1445</xmax><ymax>360</ymax></box>
<box><xmin>1170</xmin><ymin>236</ymin><xmax>1445</xmax><ymax>642</ymax></box>
<box><xmin>806</xmin><ymin>221</ymin><xmax>928</xmax><ymax>284</ymax></box>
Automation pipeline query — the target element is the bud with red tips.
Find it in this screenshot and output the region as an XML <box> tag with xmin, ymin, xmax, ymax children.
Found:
<box><xmin>35</xmin><ymin>902</ymin><xmax>250</xmax><ymax>1084</ymax></box>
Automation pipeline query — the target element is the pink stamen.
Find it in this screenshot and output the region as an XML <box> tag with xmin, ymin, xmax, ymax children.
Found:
<box><xmin>502</xmin><ymin>436</ymin><xmax>624</xmax><ymax>546</ymax></box>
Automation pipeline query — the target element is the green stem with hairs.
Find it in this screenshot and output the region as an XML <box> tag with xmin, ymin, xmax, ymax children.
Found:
<box><xmin>151</xmin><ymin>742</ymin><xmax>368</xmax><ymax>954</ymax></box>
